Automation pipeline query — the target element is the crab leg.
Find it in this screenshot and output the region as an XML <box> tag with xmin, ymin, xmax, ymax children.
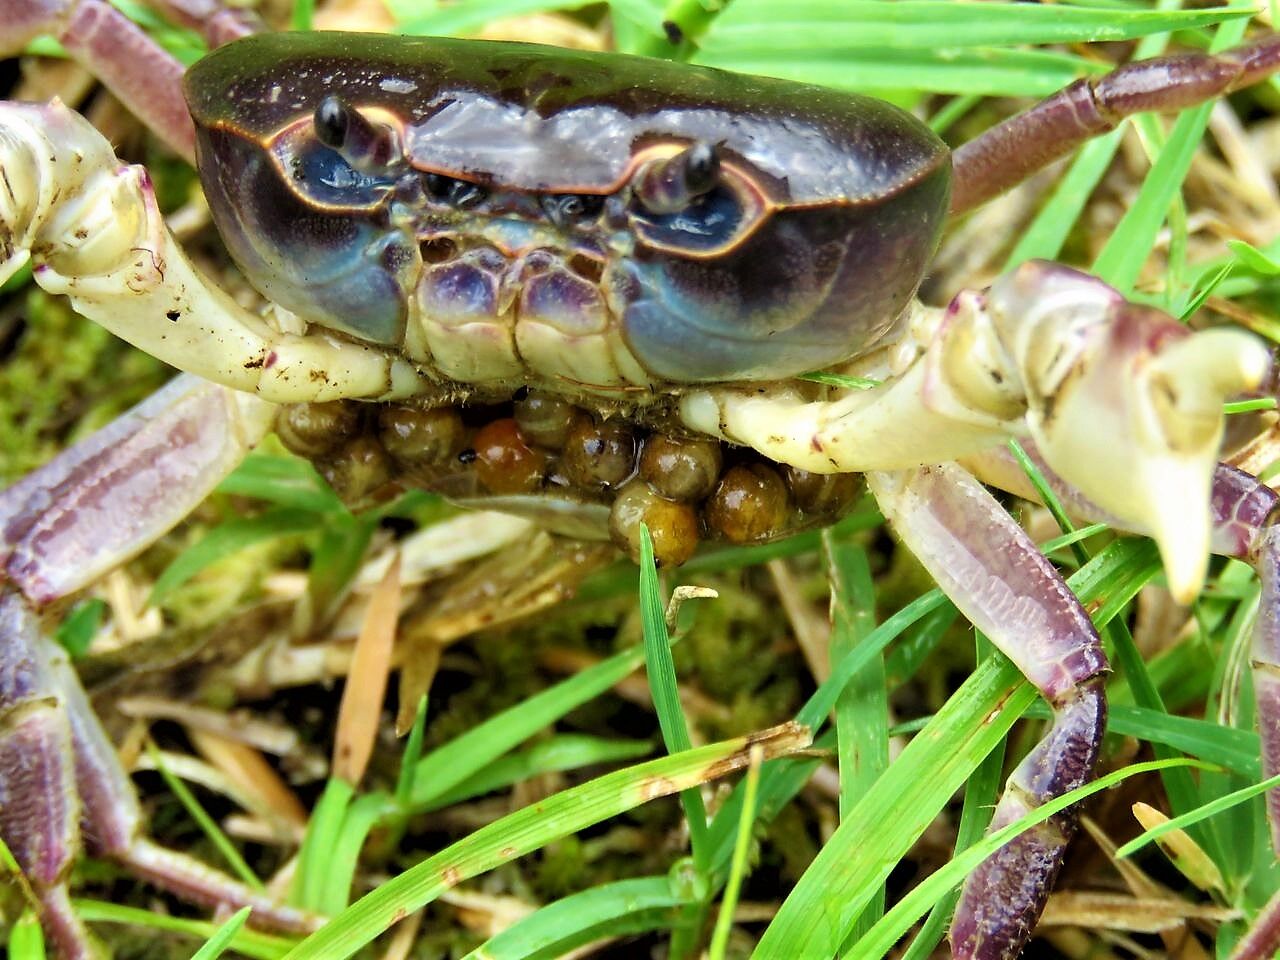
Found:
<box><xmin>0</xmin><ymin>99</ymin><xmax>431</xmax><ymax>402</ymax></box>
<box><xmin>0</xmin><ymin>377</ymin><xmax>326</xmax><ymax>955</ymax></box>
<box><xmin>137</xmin><ymin>0</ymin><xmax>262</xmax><ymax>46</ymax></box>
<box><xmin>973</xmin><ymin>449</ymin><xmax>1280</xmax><ymax>829</ymax></box>
<box><xmin>0</xmin><ymin>0</ymin><xmax>195</xmax><ymax>160</ymax></box>
<box><xmin>1</xmin><ymin>375</ymin><xmax>273</xmax><ymax>601</ymax></box>
<box><xmin>865</xmin><ymin>464</ymin><xmax>1106</xmax><ymax>960</ymax></box>
<box><xmin>1</xmin><ymin>0</ymin><xmax>261</xmax><ymax>164</ymax></box>
<box><xmin>0</xmin><ymin>596</ymin><xmax>83</xmax><ymax>958</ymax></box>
<box><xmin>682</xmin><ymin>261</ymin><xmax>1270</xmax><ymax>603</ymax></box>
<box><xmin>950</xmin><ymin>33</ymin><xmax>1280</xmax><ymax>212</ymax></box>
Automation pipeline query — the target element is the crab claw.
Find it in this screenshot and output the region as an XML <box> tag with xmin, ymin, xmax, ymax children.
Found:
<box><xmin>989</xmin><ymin>262</ymin><xmax>1271</xmax><ymax>602</ymax></box>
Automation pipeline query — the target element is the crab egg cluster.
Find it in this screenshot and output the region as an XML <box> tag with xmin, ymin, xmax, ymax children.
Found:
<box><xmin>276</xmin><ymin>393</ymin><xmax>863</xmax><ymax>566</ymax></box>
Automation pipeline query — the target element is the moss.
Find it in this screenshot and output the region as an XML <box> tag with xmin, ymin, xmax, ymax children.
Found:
<box><xmin>0</xmin><ymin>289</ymin><xmax>168</xmax><ymax>484</ymax></box>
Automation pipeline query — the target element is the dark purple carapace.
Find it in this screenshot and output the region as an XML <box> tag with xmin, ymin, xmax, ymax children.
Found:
<box><xmin>184</xmin><ymin>32</ymin><xmax>950</xmax><ymax>385</ymax></box>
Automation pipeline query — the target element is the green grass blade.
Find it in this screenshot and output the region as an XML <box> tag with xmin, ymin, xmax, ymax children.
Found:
<box><xmin>755</xmin><ymin>654</ymin><xmax>1035</xmax><ymax>956</ymax></box>
<box><xmin>146</xmin><ymin>742</ymin><xmax>263</xmax><ymax>891</ymax></box>
<box><xmin>1005</xmin><ymin>129</ymin><xmax>1126</xmax><ymax>267</ymax></box>
<box><xmin>825</xmin><ymin>534</ymin><xmax>887</xmax><ymax>938</ymax></box>
<box><xmin>638</xmin><ymin>526</ymin><xmax>710</xmax><ymax>867</ymax></box>
<box><xmin>704</xmin><ymin>590</ymin><xmax>946</xmax><ymax>876</ymax></box>
<box><xmin>290</xmin><ymin>0</ymin><xmax>315</xmax><ymax>31</ymax></box>
<box><xmin>282</xmin><ymin>726</ymin><xmax>809</xmax><ymax>960</ymax></box>
<box><xmin>704</xmin><ymin>732</ymin><xmax>834</xmax><ymax>880</ymax></box>
<box><xmin>851</xmin><ymin>758</ymin><xmax>1211</xmax><ymax>957</ymax></box>
<box><xmin>826</xmin><ymin>535</ymin><xmax>885</xmax><ymax>818</ymax></box>
<box><xmin>884</xmin><ymin>602</ymin><xmax>958</xmax><ymax>687</ymax></box>
<box><xmin>899</xmin><ymin>680</ymin><xmax>1006</xmax><ymax>960</ymax></box>
<box><xmin>72</xmin><ymin>901</ymin><xmax>294</xmax><ymax>960</ymax></box>
<box><xmin>422</xmin><ymin>734</ymin><xmax>654</xmax><ymax>809</ymax></box>
<box><xmin>760</xmin><ymin>530</ymin><xmax>1168</xmax><ymax>955</ymax></box>
<box><xmin>693</xmin><ymin>48</ymin><xmax>1096</xmax><ymax>97</ymax></box>
<box><xmin>1116</xmin><ymin>771</ymin><xmax>1280</xmax><ymax>859</ymax></box>
<box><xmin>408</xmin><ymin>644</ymin><xmax>645</xmax><ymax>808</ymax></box>
<box><xmin>1107</xmin><ymin>704</ymin><xmax>1260</xmax><ymax>779</ymax></box>
<box><xmin>1108</xmin><ymin>612</ymin><xmax>1221</xmax><ymax>859</ymax></box>
<box><xmin>294</xmin><ymin>778</ymin><xmax>355</xmax><ymax>910</ymax></box>
<box><xmin>9</xmin><ymin>911</ymin><xmax>45</xmax><ymax>960</ymax></box>
<box><xmin>707</xmin><ymin>749</ymin><xmax>763</xmax><ymax>960</ymax></box>
<box><xmin>305</xmin><ymin>514</ymin><xmax>377</xmax><ymax>626</ymax></box>
<box><xmin>394</xmin><ymin>695</ymin><xmax>429</xmax><ymax>808</ymax></box>
<box><xmin>150</xmin><ymin>507</ymin><xmax>320</xmax><ymax>602</ymax></box>
<box><xmin>190</xmin><ymin>906</ymin><xmax>253</xmax><ymax>960</ymax></box>
<box><xmin>217</xmin><ymin>454</ymin><xmax>348</xmax><ymax>515</ymax></box>
<box><xmin>463</xmin><ymin>877</ymin><xmax>686</xmax><ymax>959</ymax></box>
<box><xmin>700</xmin><ymin>1</ymin><xmax>1249</xmax><ymax>50</ymax></box>
<box><xmin>320</xmin><ymin>793</ymin><xmax>393</xmax><ymax>915</ymax></box>
<box><xmin>608</xmin><ymin>0</ymin><xmax>667</xmax><ymax>46</ymax></box>
<box><xmin>1002</xmin><ymin>11</ymin><xmax>1183</xmax><ymax>268</ymax></box>
<box><xmin>1091</xmin><ymin>11</ymin><xmax>1251</xmax><ymax>293</ymax></box>
<box><xmin>395</xmin><ymin>0</ymin><xmax>589</xmax><ymax>35</ymax></box>
<box><xmin>54</xmin><ymin>598</ymin><xmax>106</xmax><ymax>658</ymax></box>
<box><xmin>797</xmin><ymin>590</ymin><xmax>949</xmax><ymax>729</ymax></box>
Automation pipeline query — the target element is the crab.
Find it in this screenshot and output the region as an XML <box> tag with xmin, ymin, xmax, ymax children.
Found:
<box><xmin>4</xmin><ymin>2</ymin><xmax>1280</xmax><ymax>958</ymax></box>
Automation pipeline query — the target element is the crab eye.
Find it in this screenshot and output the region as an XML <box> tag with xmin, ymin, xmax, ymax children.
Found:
<box><xmin>628</xmin><ymin>144</ymin><xmax>764</xmax><ymax>257</ymax></box>
<box><xmin>311</xmin><ymin>96</ymin><xmax>397</xmax><ymax>171</ymax></box>
<box><xmin>634</xmin><ymin>142</ymin><xmax>720</xmax><ymax>215</ymax></box>
<box><xmin>313</xmin><ymin>96</ymin><xmax>349</xmax><ymax>148</ymax></box>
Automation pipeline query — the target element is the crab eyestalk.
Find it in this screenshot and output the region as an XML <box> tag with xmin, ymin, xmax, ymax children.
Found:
<box><xmin>632</xmin><ymin>141</ymin><xmax>721</xmax><ymax>214</ymax></box>
<box><xmin>312</xmin><ymin>96</ymin><xmax>402</xmax><ymax>172</ymax></box>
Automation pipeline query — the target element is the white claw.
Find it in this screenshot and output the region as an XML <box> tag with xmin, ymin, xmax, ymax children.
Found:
<box><xmin>1143</xmin><ymin>330</ymin><xmax>1270</xmax><ymax>601</ymax></box>
<box><xmin>0</xmin><ymin>98</ymin><xmax>433</xmax><ymax>403</ymax></box>
<box><xmin>998</xmin><ymin>265</ymin><xmax>1272</xmax><ymax>602</ymax></box>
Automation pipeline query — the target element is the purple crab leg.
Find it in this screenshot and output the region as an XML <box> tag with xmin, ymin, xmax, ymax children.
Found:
<box><xmin>0</xmin><ymin>595</ymin><xmax>83</xmax><ymax>958</ymax></box>
<box><xmin>0</xmin><ymin>0</ymin><xmax>194</xmax><ymax>160</ymax></box>
<box><xmin>866</xmin><ymin>464</ymin><xmax>1107</xmax><ymax>960</ymax></box>
<box><xmin>0</xmin><ymin>0</ymin><xmax>261</xmax><ymax>163</ymax></box>
<box><xmin>0</xmin><ymin>378</ymin><xmax>323</xmax><ymax>954</ymax></box>
<box><xmin>1253</xmin><ymin>523</ymin><xmax>1280</xmax><ymax>847</ymax></box>
<box><xmin>969</xmin><ymin>448</ymin><xmax>1280</xmax><ymax>951</ymax></box>
<box><xmin>138</xmin><ymin>0</ymin><xmax>262</xmax><ymax>46</ymax></box>
<box><xmin>2</xmin><ymin>592</ymin><xmax>320</xmax><ymax>957</ymax></box>
<box><xmin>2</xmin><ymin>376</ymin><xmax>272</xmax><ymax>603</ymax></box>
<box><xmin>951</xmin><ymin>33</ymin><xmax>1280</xmax><ymax>213</ymax></box>
<box><xmin>1231</xmin><ymin>884</ymin><xmax>1280</xmax><ymax>960</ymax></box>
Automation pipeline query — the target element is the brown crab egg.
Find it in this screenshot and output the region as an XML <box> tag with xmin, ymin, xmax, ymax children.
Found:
<box><xmin>785</xmin><ymin>467</ymin><xmax>864</xmax><ymax>516</ymax></box>
<box><xmin>639</xmin><ymin>435</ymin><xmax>723</xmax><ymax>502</ymax></box>
<box><xmin>276</xmin><ymin>401</ymin><xmax>361</xmax><ymax>458</ymax></box>
<box><xmin>609</xmin><ymin>480</ymin><xmax>701</xmax><ymax>567</ymax></box>
<box><xmin>512</xmin><ymin>391</ymin><xmax>584</xmax><ymax>450</ymax></box>
<box><xmin>471</xmin><ymin>418</ymin><xmax>546</xmax><ymax>494</ymax></box>
<box><xmin>377</xmin><ymin>405</ymin><xmax>466</xmax><ymax>466</ymax></box>
<box><xmin>705</xmin><ymin>463</ymin><xmax>790</xmax><ymax>543</ymax></box>
<box><xmin>562</xmin><ymin>418</ymin><xmax>638</xmax><ymax>490</ymax></box>
<box><xmin>319</xmin><ymin>436</ymin><xmax>393</xmax><ymax>502</ymax></box>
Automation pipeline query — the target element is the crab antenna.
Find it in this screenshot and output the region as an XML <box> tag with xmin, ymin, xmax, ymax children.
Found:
<box><xmin>634</xmin><ymin>141</ymin><xmax>720</xmax><ymax>214</ymax></box>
